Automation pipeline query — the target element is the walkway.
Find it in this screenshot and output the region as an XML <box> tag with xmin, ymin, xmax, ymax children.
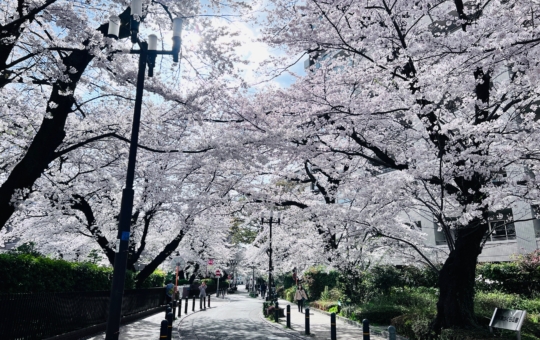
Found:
<box><xmin>85</xmin><ymin>287</ymin><xmax>388</xmax><ymax>339</ymax></box>
<box><xmin>85</xmin><ymin>294</ymin><xmax>230</xmax><ymax>339</ymax></box>
<box><xmin>273</xmin><ymin>296</ymin><xmax>385</xmax><ymax>340</ymax></box>
<box><xmin>178</xmin><ymin>287</ymin><xmax>386</xmax><ymax>340</ymax></box>
<box><xmin>177</xmin><ymin>290</ymin><xmax>296</xmax><ymax>339</ymax></box>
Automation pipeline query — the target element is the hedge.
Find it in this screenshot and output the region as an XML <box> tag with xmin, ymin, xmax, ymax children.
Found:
<box><xmin>0</xmin><ymin>253</ymin><xmax>165</xmax><ymax>293</ymax></box>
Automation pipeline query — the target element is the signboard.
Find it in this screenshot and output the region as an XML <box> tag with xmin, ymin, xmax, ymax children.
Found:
<box><xmin>489</xmin><ymin>308</ymin><xmax>527</xmax><ymax>332</ymax></box>
<box><xmin>215</xmin><ymin>269</ymin><xmax>221</xmax><ymax>277</ymax></box>
<box><xmin>208</xmin><ymin>259</ymin><xmax>214</xmax><ymax>265</ymax></box>
<box><xmin>171</xmin><ymin>256</ymin><xmax>185</xmax><ymax>270</ymax></box>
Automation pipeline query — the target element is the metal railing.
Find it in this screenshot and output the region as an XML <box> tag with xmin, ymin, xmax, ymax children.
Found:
<box><xmin>0</xmin><ymin>288</ymin><xmax>166</xmax><ymax>339</ymax></box>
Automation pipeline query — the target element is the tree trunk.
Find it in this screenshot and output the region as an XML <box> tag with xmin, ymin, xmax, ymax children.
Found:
<box><xmin>188</xmin><ymin>263</ymin><xmax>200</xmax><ymax>284</ymax></box>
<box><xmin>135</xmin><ymin>230</ymin><xmax>185</xmax><ymax>288</ymax></box>
<box><xmin>433</xmin><ymin>220</ymin><xmax>488</xmax><ymax>331</ymax></box>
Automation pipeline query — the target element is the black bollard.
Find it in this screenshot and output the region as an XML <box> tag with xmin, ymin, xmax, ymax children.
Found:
<box><xmin>166</xmin><ymin>312</ymin><xmax>173</xmax><ymax>340</ymax></box>
<box><xmin>363</xmin><ymin>319</ymin><xmax>370</xmax><ymax>340</ymax></box>
<box><xmin>331</xmin><ymin>312</ymin><xmax>337</xmax><ymax>340</ymax></box>
<box><xmin>305</xmin><ymin>307</ymin><xmax>310</xmax><ymax>335</ymax></box>
<box><xmin>208</xmin><ymin>295</ymin><xmax>211</xmax><ymax>308</ymax></box>
<box><xmin>274</xmin><ymin>302</ymin><xmax>279</xmax><ymax>323</ymax></box>
<box><xmin>204</xmin><ymin>295</ymin><xmax>207</xmax><ymax>309</ymax></box>
<box><xmin>159</xmin><ymin>319</ymin><xmax>168</xmax><ymax>339</ymax></box>
<box><xmin>192</xmin><ymin>296</ymin><xmax>195</xmax><ymax>312</ymax></box>
<box><xmin>184</xmin><ymin>297</ymin><xmax>188</xmax><ymax>314</ymax></box>
<box><xmin>165</xmin><ymin>306</ymin><xmax>171</xmax><ymax>319</ymax></box>
<box><xmin>180</xmin><ymin>299</ymin><xmax>184</xmax><ymax>315</ymax></box>
<box><xmin>173</xmin><ymin>300</ymin><xmax>177</xmax><ymax>320</ymax></box>
<box><xmin>200</xmin><ymin>296</ymin><xmax>203</xmax><ymax>310</ymax></box>
<box><xmin>286</xmin><ymin>305</ymin><xmax>291</xmax><ymax>328</ymax></box>
<box><xmin>388</xmin><ymin>325</ymin><xmax>396</xmax><ymax>340</ymax></box>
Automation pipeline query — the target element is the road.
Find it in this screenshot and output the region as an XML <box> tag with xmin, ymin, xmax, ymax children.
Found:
<box><xmin>178</xmin><ymin>291</ymin><xmax>297</xmax><ymax>340</ymax></box>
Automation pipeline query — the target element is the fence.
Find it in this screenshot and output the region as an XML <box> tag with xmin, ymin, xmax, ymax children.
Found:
<box><xmin>0</xmin><ymin>288</ymin><xmax>166</xmax><ymax>340</ymax></box>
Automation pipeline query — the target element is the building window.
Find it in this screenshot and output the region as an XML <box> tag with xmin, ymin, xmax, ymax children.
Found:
<box><xmin>487</xmin><ymin>220</ymin><xmax>516</xmax><ymax>242</ymax></box>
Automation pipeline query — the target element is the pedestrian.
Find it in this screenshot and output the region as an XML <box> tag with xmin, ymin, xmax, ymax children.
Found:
<box><xmin>261</xmin><ymin>282</ymin><xmax>267</xmax><ymax>299</ymax></box>
<box><xmin>295</xmin><ymin>285</ymin><xmax>308</xmax><ymax>312</ymax></box>
<box><xmin>165</xmin><ymin>281</ymin><xmax>175</xmax><ymax>304</ymax></box>
<box><xmin>199</xmin><ymin>281</ymin><xmax>207</xmax><ymax>309</ymax></box>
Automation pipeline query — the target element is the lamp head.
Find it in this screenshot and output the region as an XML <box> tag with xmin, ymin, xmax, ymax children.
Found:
<box><xmin>172</xmin><ymin>17</ymin><xmax>183</xmax><ymax>62</ymax></box>
<box><xmin>107</xmin><ymin>15</ymin><xmax>120</xmax><ymax>39</ymax></box>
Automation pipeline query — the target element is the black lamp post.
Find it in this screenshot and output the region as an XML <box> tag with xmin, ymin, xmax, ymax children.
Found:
<box><xmin>261</xmin><ymin>211</ymin><xmax>281</xmax><ymax>303</ymax></box>
<box><xmin>104</xmin><ymin>2</ymin><xmax>182</xmax><ymax>339</ymax></box>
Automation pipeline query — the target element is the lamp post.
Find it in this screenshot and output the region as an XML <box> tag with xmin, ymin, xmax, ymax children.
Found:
<box><xmin>261</xmin><ymin>211</ymin><xmax>281</xmax><ymax>303</ymax></box>
<box><xmin>104</xmin><ymin>2</ymin><xmax>182</xmax><ymax>339</ymax></box>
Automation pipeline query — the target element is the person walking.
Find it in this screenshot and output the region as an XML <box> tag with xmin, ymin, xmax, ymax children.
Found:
<box><xmin>165</xmin><ymin>281</ymin><xmax>175</xmax><ymax>304</ymax></box>
<box><xmin>261</xmin><ymin>282</ymin><xmax>267</xmax><ymax>299</ymax></box>
<box><xmin>295</xmin><ymin>285</ymin><xmax>308</xmax><ymax>312</ymax></box>
<box><xmin>199</xmin><ymin>281</ymin><xmax>207</xmax><ymax>309</ymax></box>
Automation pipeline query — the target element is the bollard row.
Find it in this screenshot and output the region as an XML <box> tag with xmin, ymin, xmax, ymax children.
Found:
<box><xmin>159</xmin><ymin>295</ymin><xmax>213</xmax><ymax>339</ymax></box>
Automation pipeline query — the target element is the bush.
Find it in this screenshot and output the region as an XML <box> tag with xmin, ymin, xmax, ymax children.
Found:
<box><xmin>284</xmin><ymin>286</ymin><xmax>295</xmax><ymax>302</ymax></box>
<box><xmin>355</xmin><ymin>304</ymin><xmax>407</xmax><ymax>324</ymax></box>
<box><xmin>0</xmin><ymin>253</ymin><xmax>165</xmax><ymax>292</ymax></box>
<box><xmin>476</xmin><ymin>257</ymin><xmax>540</xmax><ymax>296</ymax></box>
<box><xmin>303</xmin><ymin>266</ymin><xmax>339</xmax><ymax>300</ymax></box>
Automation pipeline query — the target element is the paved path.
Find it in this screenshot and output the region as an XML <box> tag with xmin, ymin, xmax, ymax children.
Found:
<box><xmin>274</xmin><ymin>296</ymin><xmax>385</xmax><ymax>340</ymax></box>
<box><xmin>86</xmin><ymin>287</ymin><xmax>387</xmax><ymax>340</ymax></box>
<box><xmin>177</xmin><ymin>290</ymin><xmax>297</xmax><ymax>339</ymax></box>
<box><xmin>85</xmin><ymin>294</ymin><xmax>229</xmax><ymax>339</ymax></box>
<box><xmin>178</xmin><ymin>287</ymin><xmax>386</xmax><ymax>340</ymax></box>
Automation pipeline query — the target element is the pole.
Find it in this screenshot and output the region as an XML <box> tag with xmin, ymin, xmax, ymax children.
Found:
<box><xmin>105</xmin><ymin>43</ymin><xmax>148</xmax><ymax>340</ymax></box>
<box><xmin>184</xmin><ymin>297</ymin><xmax>188</xmax><ymax>314</ymax></box>
<box><xmin>388</xmin><ymin>326</ymin><xmax>396</xmax><ymax>340</ymax></box>
<box><xmin>192</xmin><ymin>296</ymin><xmax>195</xmax><ymax>312</ymax></box>
<box><xmin>331</xmin><ymin>313</ymin><xmax>337</xmax><ymax>340</ymax></box>
<box><xmin>305</xmin><ymin>307</ymin><xmax>310</xmax><ymax>335</ymax></box>
<box><xmin>269</xmin><ymin>216</ymin><xmax>273</xmax><ymax>302</ymax></box>
<box><xmin>217</xmin><ymin>276</ymin><xmax>220</xmax><ymax>297</ymax></box>
<box><xmin>178</xmin><ymin>298</ymin><xmax>181</xmax><ymax>317</ymax></box>
<box><xmin>363</xmin><ymin>319</ymin><xmax>370</xmax><ymax>340</ymax></box>
<box><xmin>286</xmin><ymin>305</ymin><xmax>291</xmax><ymax>328</ymax></box>
<box><xmin>159</xmin><ymin>320</ymin><xmax>168</xmax><ymax>339</ymax></box>
<box><xmin>175</xmin><ymin>265</ymin><xmax>179</xmax><ymax>301</ymax></box>
<box><xmin>166</xmin><ymin>312</ymin><xmax>173</xmax><ymax>340</ymax></box>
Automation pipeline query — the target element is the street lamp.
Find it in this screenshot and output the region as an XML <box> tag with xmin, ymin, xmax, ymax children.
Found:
<box><xmin>104</xmin><ymin>3</ymin><xmax>183</xmax><ymax>339</ymax></box>
<box><xmin>261</xmin><ymin>211</ymin><xmax>281</xmax><ymax>303</ymax></box>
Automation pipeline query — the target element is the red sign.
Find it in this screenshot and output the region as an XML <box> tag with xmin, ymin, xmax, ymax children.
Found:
<box><xmin>228</xmin><ymin>274</ymin><xmax>232</xmax><ymax>279</ymax></box>
<box><xmin>208</xmin><ymin>259</ymin><xmax>214</xmax><ymax>265</ymax></box>
<box><xmin>215</xmin><ymin>269</ymin><xmax>221</xmax><ymax>277</ymax></box>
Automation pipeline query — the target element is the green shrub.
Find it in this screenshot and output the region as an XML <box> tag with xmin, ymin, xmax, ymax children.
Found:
<box><xmin>328</xmin><ymin>305</ymin><xmax>339</xmax><ymax>314</ymax></box>
<box><xmin>476</xmin><ymin>261</ymin><xmax>540</xmax><ymax>296</ymax></box>
<box><xmin>138</xmin><ymin>269</ymin><xmax>165</xmax><ymax>288</ymax></box>
<box><xmin>284</xmin><ymin>287</ymin><xmax>296</xmax><ymax>302</ymax></box>
<box><xmin>355</xmin><ymin>304</ymin><xmax>407</xmax><ymax>324</ymax></box>
<box><xmin>0</xmin><ymin>253</ymin><xmax>164</xmax><ymax>292</ymax></box>
<box><xmin>303</xmin><ymin>266</ymin><xmax>339</xmax><ymax>300</ymax></box>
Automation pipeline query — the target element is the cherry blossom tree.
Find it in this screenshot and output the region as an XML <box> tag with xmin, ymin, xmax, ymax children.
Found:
<box><xmin>0</xmin><ymin>0</ymin><xmax>249</xmax><ymax>230</ymax></box>
<box><xmin>254</xmin><ymin>0</ymin><xmax>540</xmax><ymax>332</ymax></box>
